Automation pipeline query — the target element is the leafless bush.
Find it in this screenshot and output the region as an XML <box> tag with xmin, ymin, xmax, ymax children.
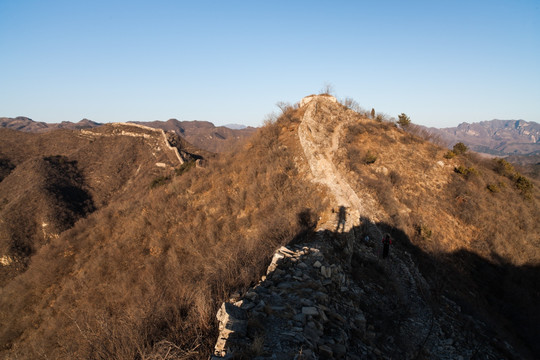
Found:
<box><xmin>340</xmin><ymin>97</ymin><xmax>363</xmax><ymax>113</ymax></box>
<box><xmin>319</xmin><ymin>82</ymin><xmax>334</xmax><ymax>95</ymax></box>
<box><xmin>406</xmin><ymin>124</ymin><xmax>447</xmax><ymax>147</ymax></box>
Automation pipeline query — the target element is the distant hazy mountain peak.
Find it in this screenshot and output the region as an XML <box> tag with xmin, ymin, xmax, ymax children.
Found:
<box><xmin>223</xmin><ymin>123</ymin><xmax>247</xmax><ymax>130</ymax></box>
<box><xmin>424</xmin><ymin>119</ymin><xmax>539</xmax><ymax>156</ymax></box>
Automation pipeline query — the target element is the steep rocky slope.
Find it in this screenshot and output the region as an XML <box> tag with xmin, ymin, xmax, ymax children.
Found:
<box><xmin>212</xmin><ymin>96</ymin><xmax>539</xmax><ymax>359</ymax></box>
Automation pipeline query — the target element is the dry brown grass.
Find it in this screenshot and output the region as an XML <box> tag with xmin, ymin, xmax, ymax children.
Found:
<box><xmin>0</xmin><ymin>110</ymin><xmax>324</xmax><ymax>359</ymax></box>
<box><xmin>1</xmin><ymin>100</ymin><xmax>538</xmax><ymax>358</ymax></box>
<box><xmin>338</xmin><ymin>115</ymin><xmax>539</xmax><ymax>264</ymax></box>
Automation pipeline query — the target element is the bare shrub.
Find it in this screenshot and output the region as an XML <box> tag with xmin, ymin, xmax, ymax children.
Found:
<box><xmin>493</xmin><ymin>158</ymin><xmax>514</xmax><ymax>176</ymax></box>
<box><xmin>150</xmin><ymin>175</ymin><xmax>171</xmax><ymax>188</ymax></box>
<box><xmin>319</xmin><ymin>82</ymin><xmax>334</xmax><ymax>95</ymax></box>
<box><xmin>452</xmin><ymin>142</ymin><xmax>468</xmax><ymax>155</ymax></box>
<box><xmin>347</xmin><ymin>123</ymin><xmax>366</xmax><ymax>136</ymax></box>
<box><xmin>454</xmin><ymin>166</ymin><xmax>479</xmax><ymax>179</ymax></box>
<box><xmin>444</xmin><ymin>150</ymin><xmax>456</xmax><ymax>159</ymax></box>
<box><xmin>406</xmin><ymin>124</ymin><xmax>446</xmax><ymax>147</ymax></box>
<box><xmin>340</xmin><ymin>97</ymin><xmax>363</xmax><ymax>113</ymax></box>
<box><xmin>364</xmin><ymin>151</ymin><xmax>377</xmax><ymax>164</ymax></box>
<box><xmin>0</xmin><ymin>106</ymin><xmax>326</xmax><ymax>359</ymax></box>
<box><xmin>389</xmin><ymin>170</ymin><xmax>402</xmax><ymax>187</ymax></box>
<box><xmin>515</xmin><ymin>174</ymin><xmax>534</xmax><ymax>199</ymax></box>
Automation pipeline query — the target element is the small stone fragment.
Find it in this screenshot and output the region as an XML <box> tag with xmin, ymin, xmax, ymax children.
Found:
<box><xmin>319</xmin><ymin>309</ymin><xmax>329</xmax><ymax>323</ymax></box>
<box><xmin>332</xmin><ymin>343</ymin><xmax>347</xmax><ymax>358</ymax></box>
<box><xmin>318</xmin><ymin>344</ymin><xmax>333</xmax><ymax>358</ymax></box>
<box><xmin>293</xmin><ymin>313</ymin><xmax>306</xmax><ymax>324</ymax></box>
<box><xmin>321</xmin><ymin>266</ymin><xmax>332</xmax><ymax>278</ymax></box>
<box><xmin>244</xmin><ymin>290</ymin><xmax>258</xmax><ymax>301</ymax></box>
<box><xmin>302</xmin><ymin>307</ymin><xmax>319</xmax><ymax>316</ymax></box>
<box><xmin>304</xmin><ymin>326</ymin><xmax>320</xmax><ymax>344</ymax></box>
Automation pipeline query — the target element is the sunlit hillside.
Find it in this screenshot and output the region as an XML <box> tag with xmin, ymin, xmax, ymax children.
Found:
<box><xmin>0</xmin><ymin>96</ymin><xmax>538</xmax><ymax>359</ymax></box>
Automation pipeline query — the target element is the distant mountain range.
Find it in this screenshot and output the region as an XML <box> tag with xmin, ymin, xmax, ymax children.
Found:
<box><xmin>423</xmin><ymin>119</ymin><xmax>540</xmax><ymax>156</ymax></box>
<box><xmin>0</xmin><ymin>117</ymin><xmax>101</xmax><ymax>132</ymax></box>
<box><xmin>4</xmin><ymin>117</ymin><xmax>538</xmax><ymax>156</ymax></box>
<box><xmin>129</xmin><ymin>119</ymin><xmax>256</xmax><ymax>153</ymax></box>
<box><xmin>223</xmin><ymin>123</ymin><xmax>248</xmax><ymax>130</ymax></box>
<box><xmin>0</xmin><ymin>117</ymin><xmax>256</xmax><ymax>153</ymax></box>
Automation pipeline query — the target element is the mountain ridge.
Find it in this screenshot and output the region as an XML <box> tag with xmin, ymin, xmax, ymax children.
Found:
<box><xmin>0</xmin><ymin>122</ymin><xmax>205</xmax><ymax>284</ymax></box>
<box><xmin>0</xmin><ymin>97</ymin><xmax>538</xmax><ymax>359</ymax></box>
<box><xmin>0</xmin><ymin>117</ymin><xmax>256</xmax><ymax>153</ymax></box>
<box><xmin>422</xmin><ymin>119</ymin><xmax>540</xmax><ymax>156</ymax></box>
<box><xmin>212</xmin><ymin>96</ymin><xmax>539</xmax><ymax>358</ymax></box>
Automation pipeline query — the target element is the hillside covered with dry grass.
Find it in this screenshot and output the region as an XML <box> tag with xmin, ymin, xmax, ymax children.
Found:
<box><xmin>0</xmin><ymin>114</ymin><xmax>325</xmax><ymax>359</ymax></box>
<box><xmin>0</xmin><ymin>96</ymin><xmax>538</xmax><ymax>359</ymax></box>
<box><xmin>0</xmin><ymin>124</ymin><xmax>204</xmax><ymax>283</ymax></box>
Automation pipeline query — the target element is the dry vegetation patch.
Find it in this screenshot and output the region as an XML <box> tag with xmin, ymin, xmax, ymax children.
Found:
<box><xmin>336</xmin><ymin>113</ymin><xmax>539</xmax><ymax>264</ymax></box>
<box><xmin>1</xmin><ymin>99</ymin><xmax>538</xmax><ymax>358</ymax></box>
<box><xmin>0</xmin><ymin>110</ymin><xmax>324</xmax><ymax>359</ymax></box>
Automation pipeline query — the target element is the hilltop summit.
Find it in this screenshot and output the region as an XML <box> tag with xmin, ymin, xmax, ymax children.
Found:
<box><xmin>212</xmin><ymin>95</ymin><xmax>539</xmax><ymax>359</ymax></box>
<box><xmin>0</xmin><ymin>96</ymin><xmax>538</xmax><ymax>359</ymax></box>
<box><xmin>299</xmin><ymin>94</ymin><xmax>338</xmax><ymax>107</ymax></box>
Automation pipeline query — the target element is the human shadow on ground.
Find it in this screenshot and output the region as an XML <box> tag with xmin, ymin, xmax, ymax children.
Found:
<box><xmin>220</xmin><ymin>209</ymin><xmax>539</xmax><ymax>359</ymax></box>
<box><xmin>289</xmin><ymin>213</ymin><xmax>540</xmax><ymax>359</ymax></box>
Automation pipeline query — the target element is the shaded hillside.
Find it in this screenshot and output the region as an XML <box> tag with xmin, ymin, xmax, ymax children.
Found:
<box><xmin>0</xmin><ymin>156</ymin><xmax>94</xmax><ymax>255</ymax></box>
<box><xmin>0</xmin><ymin>124</ymin><xmax>204</xmax><ymax>284</ymax></box>
<box><xmin>130</xmin><ymin>119</ymin><xmax>257</xmax><ymax>153</ymax></box>
<box><xmin>423</xmin><ymin>119</ymin><xmax>540</xmax><ymax>156</ymax></box>
<box><xmin>0</xmin><ymin>97</ymin><xmax>538</xmax><ymax>359</ymax></box>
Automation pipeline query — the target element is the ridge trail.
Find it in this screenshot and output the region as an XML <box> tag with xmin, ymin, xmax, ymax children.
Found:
<box><xmin>298</xmin><ymin>98</ymin><xmax>381</xmax><ymax>239</ymax></box>
<box><xmin>212</xmin><ymin>96</ymin><xmax>506</xmax><ymax>360</ymax></box>
<box><xmin>297</xmin><ymin>97</ymin><xmax>435</xmax><ymax>358</ymax></box>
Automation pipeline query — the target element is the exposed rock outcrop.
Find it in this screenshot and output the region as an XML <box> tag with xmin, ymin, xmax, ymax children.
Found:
<box><xmin>212</xmin><ymin>229</ymin><xmax>508</xmax><ymax>359</ymax></box>
<box><xmin>212</xmin><ymin>95</ymin><xmax>521</xmax><ymax>359</ymax></box>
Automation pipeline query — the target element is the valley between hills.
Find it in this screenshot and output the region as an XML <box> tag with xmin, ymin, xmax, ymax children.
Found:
<box><xmin>0</xmin><ymin>95</ymin><xmax>539</xmax><ymax>359</ymax></box>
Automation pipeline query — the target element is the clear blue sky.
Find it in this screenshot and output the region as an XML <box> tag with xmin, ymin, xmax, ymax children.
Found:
<box><xmin>1</xmin><ymin>0</ymin><xmax>539</xmax><ymax>128</ymax></box>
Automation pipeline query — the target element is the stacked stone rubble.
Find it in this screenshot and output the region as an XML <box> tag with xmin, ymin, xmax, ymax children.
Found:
<box><xmin>213</xmin><ymin>234</ymin><xmax>512</xmax><ymax>360</ymax></box>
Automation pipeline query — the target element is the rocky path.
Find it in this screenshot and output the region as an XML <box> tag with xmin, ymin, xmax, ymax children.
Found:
<box><xmin>212</xmin><ymin>242</ymin><xmax>371</xmax><ymax>359</ymax></box>
<box><xmin>211</xmin><ymin>96</ymin><xmax>509</xmax><ymax>360</ymax></box>
<box><xmin>297</xmin><ymin>98</ymin><xmax>384</xmax><ymax>247</ymax></box>
<box><xmin>297</xmin><ymin>98</ymin><xmax>365</xmax><ymax>232</ymax></box>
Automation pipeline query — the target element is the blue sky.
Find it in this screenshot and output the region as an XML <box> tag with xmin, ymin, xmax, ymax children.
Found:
<box><xmin>1</xmin><ymin>0</ymin><xmax>538</xmax><ymax>128</ymax></box>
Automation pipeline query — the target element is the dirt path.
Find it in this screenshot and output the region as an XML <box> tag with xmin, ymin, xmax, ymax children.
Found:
<box><xmin>298</xmin><ymin>98</ymin><xmax>378</xmax><ymax>237</ymax></box>
<box><xmin>212</xmin><ymin>96</ymin><xmax>502</xmax><ymax>359</ymax></box>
